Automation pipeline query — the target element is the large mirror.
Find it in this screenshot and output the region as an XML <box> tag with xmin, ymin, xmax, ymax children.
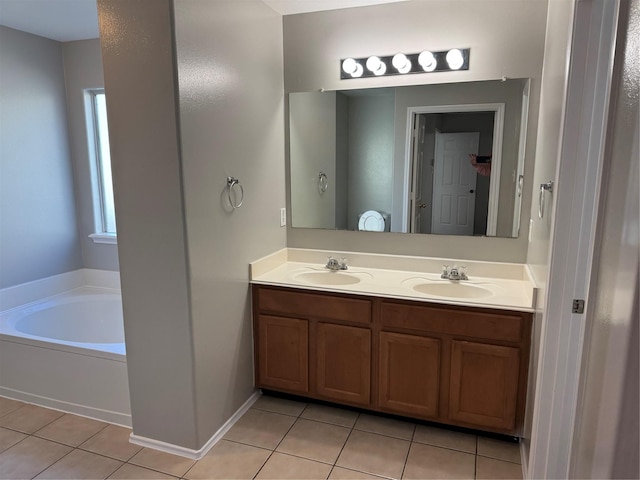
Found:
<box><xmin>289</xmin><ymin>78</ymin><xmax>530</xmax><ymax>238</ymax></box>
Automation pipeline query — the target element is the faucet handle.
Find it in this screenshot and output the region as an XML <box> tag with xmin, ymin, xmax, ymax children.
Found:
<box><xmin>340</xmin><ymin>257</ymin><xmax>348</xmax><ymax>270</ymax></box>
<box><xmin>460</xmin><ymin>265</ymin><xmax>468</xmax><ymax>280</ymax></box>
<box><xmin>441</xmin><ymin>264</ymin><xmax>450</xmax><ymax>279</ymax></box>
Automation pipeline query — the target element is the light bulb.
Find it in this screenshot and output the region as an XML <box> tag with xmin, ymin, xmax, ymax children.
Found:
<box><xmin>342</xmin><ymin>58</ymin><xmax>357</xmax><ymax>75</ymax></box>
<box><xmin>351</xmin><ymin>63</ymin><xmax>363</xmax><ymax>77</ymax></box>
<box><xmin>366</xmin><ymin>56</ymin><xmax>386</xmax><ymax>75</ymax></box>
<box><xmin>418</xmin><ymin>51</ymin><xmax>437</xmax><ymax>72</ymax></box>
<box><xmin>446</xmin><ymin>49</ymin><xmax>464</xmax><ymax>70</ymax></box>
<box><xmin>392</xmin><ymin>53</ymin><xmax>412</xmax><ymax>74</ymax></box>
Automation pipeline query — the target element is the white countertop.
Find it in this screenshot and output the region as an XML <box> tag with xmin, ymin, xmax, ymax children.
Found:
<box><xmin>250</xmin><ymin>249</ymin><xmax>536</xmax><ymax>312</ymax></box>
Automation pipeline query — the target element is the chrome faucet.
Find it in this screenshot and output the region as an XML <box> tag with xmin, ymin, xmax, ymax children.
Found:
<box><xmin>326</xmin><ymin>256</ymin><xmax>348</xmax><ymax>271</ymax></box>
<box><xmin>441</xmin><ymin>265</ymin><xmax>468</xmax><ymax>280</ymax></box>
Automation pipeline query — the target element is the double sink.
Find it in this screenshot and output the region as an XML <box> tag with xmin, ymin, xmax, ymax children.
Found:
<box><xmin>293</xmin><ymin>268</ymin><xmax>495</xmax><ymax>300</ymax></box>
<box><xmin>250</xmin><ymin>250</ymin><xmax>536</xmax><ymax>311</ymax></box>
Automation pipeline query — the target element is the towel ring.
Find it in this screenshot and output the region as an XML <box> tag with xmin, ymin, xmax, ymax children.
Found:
<box><xmin>318</xmin><ymin>172</ymin><xmax>328</xmax><ymax>193</ymax></box>
<box><xmin>227</xmin><ymin>176</ymin><xmax>244</xmax><ymax>209</ymax></box>
<box><xmin>538</xmin><ymin>180</ymin><xmax>554</xmax><ymax>219</ymax></box>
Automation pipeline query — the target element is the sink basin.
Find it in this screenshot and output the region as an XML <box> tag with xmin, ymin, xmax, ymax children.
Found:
<box><xmin>412</xmin><ymin>282</ymin><xmax>493</xmax><ymax>299</ymax></box>
<box><xmin>294</xmin><ymin>271</ymin><xmax>368</xmax><ymax>286</ymax></box>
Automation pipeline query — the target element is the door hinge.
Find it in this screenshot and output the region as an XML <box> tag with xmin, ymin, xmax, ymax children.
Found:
<box><xmin>572</xmin><ymin>299</ymin><xmax>585</xmax><ymax>314</ymax></box>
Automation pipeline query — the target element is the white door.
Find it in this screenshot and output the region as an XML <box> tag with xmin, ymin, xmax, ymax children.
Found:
<box><xmin>431</xmin><ymin>132</ymin><xmax>479</xmax><ymax>235</ymax></box>
<box><xmin>409</xmin><ymin>115</ymin><xmax>427</xmax><ymax>233</ymax></box>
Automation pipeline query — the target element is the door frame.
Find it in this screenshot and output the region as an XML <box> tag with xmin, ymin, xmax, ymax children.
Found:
<box><xmin>528</xmin><ymin>0</ymin><xmax>620</xmax><ymax>478</ymax></box>
<box><xmin>402</xmin><ymin>103</ymin><xmax>505</xmax><ymax>235</ymax></box>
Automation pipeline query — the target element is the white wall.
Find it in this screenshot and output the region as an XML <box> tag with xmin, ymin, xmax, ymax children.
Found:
<box><xmin>283</xmin><ymin>0</ymin><xmax>547</xmax><ymax>262</ymax></box>
<box><xmin>173</xmin><ymin>0</ymin><xmax>286</xmax><ymax>447</ymax></box>
<box><xmin>62</xmin><ymin>39</ymin><xmax>119</xmax><ymax>272</ymax></box>
<box><xmin>0</xmin><ymin>26</ymin><xmax>83</xmax><ymax>289</ymax></box>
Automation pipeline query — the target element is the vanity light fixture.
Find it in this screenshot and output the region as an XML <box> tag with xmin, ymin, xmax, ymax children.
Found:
<box><xmin>340</xmin><ymin>48</ymin><xmax>469</xmax><ymax>79</ymax></box>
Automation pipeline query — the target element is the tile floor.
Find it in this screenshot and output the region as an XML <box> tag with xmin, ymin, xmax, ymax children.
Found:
<box><xmin>0</xmin><ymin>395</ymin><xmax>523</xmax><ymax>479</ymax></box>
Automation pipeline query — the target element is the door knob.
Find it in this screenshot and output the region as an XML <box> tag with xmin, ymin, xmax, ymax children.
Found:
<box><xmin>419</xmin><ymin>203</ymin><xmax>427</xmax><ymax>209</ymax></box>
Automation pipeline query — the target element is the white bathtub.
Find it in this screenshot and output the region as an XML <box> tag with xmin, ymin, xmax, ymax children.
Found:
<box><xmin>0</xmin><ymin>270</ymin><xmax>131</xmax><ymax>426</ymax></box>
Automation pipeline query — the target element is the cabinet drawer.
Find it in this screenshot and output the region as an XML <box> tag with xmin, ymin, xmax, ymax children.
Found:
<box><xmin>381</xmin><ymin>302</ymin><xmax>523</xmax><ymax>342</ymax></box>
<box><xmin>258</xmin><ymin>287</ymin><xmax>371</xmax><ymax>324</ymax></box>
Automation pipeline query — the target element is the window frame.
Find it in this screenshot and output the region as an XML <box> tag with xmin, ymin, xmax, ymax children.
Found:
<box><xmin>86</xmin><ymin>89</ymin><xmax>117</xmax><ymax>245</ymax></box>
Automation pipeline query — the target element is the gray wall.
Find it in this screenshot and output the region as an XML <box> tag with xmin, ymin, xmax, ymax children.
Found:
<box><xmin>173</xmin><ymin>0</ymin><xmax>286</xmax><ymax>447</ymax></box>
<box><xmin>98</xmin><ymin>0</ymin><xmax>198</xmax><ymax>448</ymax></box>
<box><xmin>98</xmin><ymin>0</ymin><xmax>285</xmax><ymax>449</ymax></box>
<box><xmin>0</xmin><ymin>26</ymin><xmax>83</xmax><ymax>289</ymax></box>
<box><xmin>289</xmin><ymin>92</ymin><xmax>337</xmax><ymax>228</ymax></box>
<box><xmin>347</xmin><ymin>93</ymin><xmax>394</xmax><ymax>230</ymax></box>
<box><xmin>283</xmin><ymin>0</ymin><xmax>546</xmax><ymax>263</ymax></box>
<box><xmin>62</xmin><ymin>39</ymin><xmax>119</xmax><ymax>272</ymax></box>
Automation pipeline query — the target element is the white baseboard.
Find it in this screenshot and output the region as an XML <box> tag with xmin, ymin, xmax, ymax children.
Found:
<box><xmin>0</xmin><ymin>387</ymin><xmax>132</xmax><ymax>427</ymax></box>
<box><xmin>129</xmin><ymin>390</ymin><xmax>261</xmax><ymax>460</ymax></box>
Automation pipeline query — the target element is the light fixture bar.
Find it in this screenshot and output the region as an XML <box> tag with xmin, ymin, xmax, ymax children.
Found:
<box><xmin>340</xmin><ymin>48</ymin><xmax>470</xmax><ymax>79</ymax></box>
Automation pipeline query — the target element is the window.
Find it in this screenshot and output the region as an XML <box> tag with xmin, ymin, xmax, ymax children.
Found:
<box><xmin>87</xmin><ymin>89</ymin><xmax>117</xmax><ymax>244</ymax></box>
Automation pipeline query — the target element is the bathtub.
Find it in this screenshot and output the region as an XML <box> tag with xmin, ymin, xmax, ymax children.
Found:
<box><xmin>0</xmin><ymin>270</ymin><xmax>131</xmax><ymax>426</ymax></box>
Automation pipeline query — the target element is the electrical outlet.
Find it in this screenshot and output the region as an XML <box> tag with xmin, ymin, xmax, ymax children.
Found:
<box><xmin>280</xmin><ymin>208</ymin><xmax>286</xmax><ymax>227</ymax></box>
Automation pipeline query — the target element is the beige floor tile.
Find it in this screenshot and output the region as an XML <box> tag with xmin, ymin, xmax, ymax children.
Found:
<box><xmin>35</xmin><ymin>413</ymin><xmax>108</xmax><ymax>447</ymax></box>
<box><xmin>109</xmin><ymin>463</ymin><xmax>178</xmax><ymax>479</ymax></box>
<box><xmin>253</xmin><ymin>395</ymin><xmax>307</xmax><ymax>417</ymax></box>
<box><xmin>301</xmin><ymin>404</ymin><xmax>359</xmax><ymax>428</ymax></box>
<box><xmin>0</xmin><ymin>435</ymin><xmax>72</xmax><ymax>479</ymax></box>
<box><xmin>0</xmin><ymin>404</ymin><xmax>64</xmax><ymax>434</ymax></box>
<box><xmin>35</xmin><ymin>448</ymin><xmax>122</xmax><ymax>479</ymax></box>
<box><xmin>329</xmin><ymin>466</ymin><xmax>387</xmax><ymax>479</ymax></box>
<box><xmin>336</xmin><ymin>430</ymin><xmax>410</xmax><ymax>479</ymax></box>
<box><xmin>354</xmin><ymin>413</ymin><xmax>415</xmax><ymax>440</ymax></box>
<box><xmin>413</xmin><ymin>425</ymin><xmax>477</xmax><ymax>454</ymax></box>
<box><xmin>0</xmin><ymin>427</ymin><xmax>27</xmax><ymax>453</ymax></box>
<box><xmin>0</xmin><ymin>397</ymin><xmax>25</xmax><ymax>417</ymax></box>
<box><xmin>255</xmin><ymin>452</ymin><xmax>332</xmax><ymax>479</ymax></box>
<box><xmin>185</xmin><ymin>440</ymin><xmax>270</xmax><ymax>479</ymax></box>
<box><xmin>402</xmin><ymin>442</ymin><xmax>475</xmax><ymax>479</ymax></box>
<box><xmin>129</xmin><ymin>448</ymin><xmax>195</xmax><ymax>477</ymax></box>
<box><xmin>79</xmin><ymin>424</ymin><xmax>143</xmax><ymax>461</ymax></box>
<box><xmin>277</xmin><ymin>418</ymin><xmax>350</xmax><ymax>464</ymax></box>
<box><xmin>476</xmin><ymin>456</ymin><xmax>523</xmax><ymax>479</ymax></box>
<box><xmin>477</xmin><ymin>437</ymin><xmax>521</xmax><ymax>464</ymax></box>
<box><xmin>224</xmin><ymin>408</ymin><xmax>296</xmax><ymax>450</ymax></box>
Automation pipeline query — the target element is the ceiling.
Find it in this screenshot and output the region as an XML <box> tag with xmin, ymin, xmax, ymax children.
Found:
<box><xmin>0</xmin><ymin>0</ymin><xmax>409</xmax><ymax>42</ymax></box>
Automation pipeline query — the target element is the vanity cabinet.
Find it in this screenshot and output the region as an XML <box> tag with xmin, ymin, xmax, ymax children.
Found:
<box><xmin>253</xmin><ymin>285</ymin><xmax>372</xmax><ymax>407</ymax></box>
<box><xmin>253</xmin><ymin>285</ymin><xmax>532</xmax><ymax>436</ymax></box>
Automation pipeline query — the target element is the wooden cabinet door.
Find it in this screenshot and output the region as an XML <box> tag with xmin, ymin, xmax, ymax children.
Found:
<box><xmin>449</xmin><ymin>340</ymin><xmax>519</xmax><ymax>431</ymax></box>
<box><xmin>378</xmin><ymin>332</ymin><xmax>440</xmax><ymax>418</ymax></box>
<box><xmin>258</xmin><ymin>315</ymin><xmax>308</xmax><ymax>393</ymax></box>
<box><xmin>316</xmin><ymin>323</ymin><xmax>371</xmax><ymax>406</ymax></box>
